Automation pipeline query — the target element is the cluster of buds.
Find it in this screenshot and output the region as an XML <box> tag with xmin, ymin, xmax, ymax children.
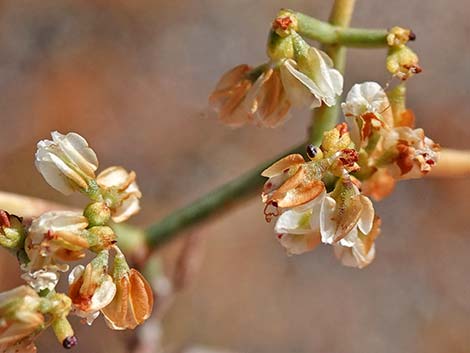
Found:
<box><xmin>209</xmin><ymin>9</ymin><xmax>343</xmax><ymax>128</ymax></box>
<box><xmin>0</xmin><ymin>132</ymin><xmax>153</xmax><ymax>351</ymax></box>
<box><xmin>262</xmin><ymin>81</ymin><xmax>438</xmax><ymax>268</ymax></box>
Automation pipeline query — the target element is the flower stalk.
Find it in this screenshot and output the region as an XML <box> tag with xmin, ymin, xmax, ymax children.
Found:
<box><xmin>309</xmin><ymin>0</ymin><xmax>356</xmax><ymax>145</ymax></box>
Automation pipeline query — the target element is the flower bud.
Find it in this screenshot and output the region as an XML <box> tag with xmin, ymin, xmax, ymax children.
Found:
<box><xmin>386</xmin><ymin>45</ymin><xmax>421</xmax><ymax>80</ymax></box>
<box><xmin>101</xmin><ymin>251</ymin><xmax>153</xmax><ymax>330</ymax></box>
<box><xmin>271</xmin><ymin>10</ymin><xmax>298</xmax><ymax>38</ymax></box>
<box><xmin>387</xmin><ymin>26</ymin><xmax>414</xmax><ymax>47</ymax></box>
<box><xmin>68</xmin><ymin>251</ymin><xmax>116</xmax><ymax>325</ymax></box>
<box><xmin>35</xmin><ymin>131</ymin><xmax>98</xmax><ymax>195</ymax></box>
<box><xmin>83</xmin><ymin>202</ymin><xmax>111</xmax><ymax>227</ymax></box>
<box><xmin>0</xmin><ymin>286</ymin><xmax>44</xmax><ymax>346</ymax></box>
<box><xmin>267</xmin><ymin>31</ymin><xmax>294</xmax><ymax>61</ymax></box>
<box><xmin>0</xmin><ymin>210</ymin><xmax>25</xmax><ymax>249</ymax></box>
<box><xmin>96</xmin><ymin>167</ymin><xmax>142</xmax><ymax>223</ymax></box>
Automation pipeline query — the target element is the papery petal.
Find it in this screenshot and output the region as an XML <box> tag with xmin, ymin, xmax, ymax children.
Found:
<box><xmin>68</xmin><ymin>265</ymin><xmax>85</xmax><ymax>285</ymax></box>
<box><xmin>277</xmin><ymin>232</ymin><xmax>321</xmax><ymax>255</ymax></box>
<box><xmin>51</xmin><ymin>131</ymin><xmax>98</xmax><ymax>177</ymax></box>
<box><xmin>342</xmin><ymin>82</ymin><xmax>391</xmax><ymax>122</ymax></box>
<box><xmin>261</xmin><ymin>154</ymin><xmax>305</xmax><ymax>177</ymax></box>
<box><xmin>89</xmin><ymin>276</ymin><xmax>116</xmax><ymax>312</ymax></box>
<box><xmin>280</xmin><ymin>59</ymin><xmax>323</xmax><ymax>108</ymax></box>
<box><xmin>357</xmin><ymin>196</ymin><xmax>374</xmax><ymax>235</ymax></box>
<box><xmin>320</xmin><ymin>196</ymin><xmax>336</xmax><ymax>244</ymax></box>
<box><xmin>111</xmin><ymin>196</ymin><xmax>141</xmax><ymax>223</ymax></box>
<box><xmin>275</xmin><ymin>209</ymin><xmax>312</xmax><ymax>235</ymax></box>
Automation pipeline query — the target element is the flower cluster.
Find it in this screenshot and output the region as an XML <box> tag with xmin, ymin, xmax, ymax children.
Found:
<box><xmin>262</xmin><ymin>82</ymin><xmax>439</xmax><ymax>268</ymax></box>
<box><xmin>0</xmin><ymin>132</ymin><xmax>152</xmax><ymax>351</ymax></box>
<box><xmin>209</xmin><ymin>10</ymin><xmax>343</xmax><ymax>128</ymax></box>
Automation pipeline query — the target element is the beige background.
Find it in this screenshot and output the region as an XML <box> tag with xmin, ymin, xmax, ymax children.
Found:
<box><xmin>0</xmin><ymin>0</ymin><xmax>469</xmax><ymax>352</ymax></box>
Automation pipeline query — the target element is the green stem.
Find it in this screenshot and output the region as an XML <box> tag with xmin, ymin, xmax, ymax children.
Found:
<box><xmin>295</xmin><ymin>10</ymin><xmax>387</xmax><ymax>47</ymax></box>
<box><xmin>309</xmin><ymin>0</ymin><xmax>356</xmax><ymax>146</ymax></box>
<box><xmin>145</xmin><ymin>143</ymin><xmax>306</xmax><ymax>248</ymax></box>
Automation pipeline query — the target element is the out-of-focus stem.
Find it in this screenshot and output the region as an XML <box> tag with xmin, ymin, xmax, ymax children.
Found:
<box><xmin>309</xmin><ymin>0</ymin><xmax>356</xmax><ymax>146</ymax></box>
<box><xmin>0</xmin><ymin>191</ymin><xmax>66</xmax><ymax>218</ymax></box>
<box><xmin>429</xmin><ymin>148</ymin><xmax>470</xmax><ymax>178</ymax></box>
<box><xmin>145</xmin><ymin>142</ymin><xmax>306</xmax><ymax>248</ymax></box>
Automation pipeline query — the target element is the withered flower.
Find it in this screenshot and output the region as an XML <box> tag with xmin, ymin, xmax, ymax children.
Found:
<box><xmin>101</xmin><ymin>249</ymin><xmax>153</xmax><ymax>330</ymax></box>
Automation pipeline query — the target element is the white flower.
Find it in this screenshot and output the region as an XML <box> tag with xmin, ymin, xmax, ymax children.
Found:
<box><xmin>274</xmin><ymin>191</ymin><xmax>325</xmax><ymax>255</ymax></box>
<box><xmin>320</xmin><ymin>192</ymin><xmax>375</xmax><ymax>247</ymax></box>
<box><xmin>28</xmin><ymin>211</ymin><xmax>88</xmax><ymax>244</ymax></box>
<box><xmin>96</xmin><ymin>166</ymin><xmax>142</xmax><ymax>223</ymax></box>
<box><xmin>68</xmin><ymin>264</ymin><xmax>116</xmax><ymax>325</ymax></box>
<box><xmin>333</xmin><ymin>217</ymin><xmax>381</xmax><ymax>269</ymax></box>
<box><xmin>279</xmin><ymin>47</ymin><xmax>343</xmax><ymax>109</ymax></box>
<box><xmin>341</xmin><ymin>82</ymin><xmax>393</xmax><ymax>147</ymax></box>
<box><xmin>35</xmin><ymin>131</ymin><xmax>98</xmax><ymax>195</ymax></box>
<box><xmin>25</xmin><ymin>211</ymin><xmax>89</xmax><ymax>272</ymax></box>
<box><xmin>21</xmin><ymin>269</ymin><xmax>59</xmax><ymax>292</ymax></box>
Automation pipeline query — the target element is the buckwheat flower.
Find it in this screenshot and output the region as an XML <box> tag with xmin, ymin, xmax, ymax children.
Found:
<box><xmin>35</xmin><ymin>131</ymin><xmax>98</xmax><ymax>195</ymax></box>
<box><xmin>68</xmin><ymin>251</ymin><xmax>116</xmax><ymax>325</ymax></box>
<box><xmin>261</xmin><ymin>154</ymin><xmax>325</xmax><ymax>221</ymax></box>
<box><xmin>101</xmin><ymin>248</ymin><xmax>153</xmax><ymax>330</ymax></box>
<box><xmin>386</xmin><ymin>45</ymin><xmax>422</xmax><ymax>80</ymax></box>
<box><xmin>279</xmin><ymin>47</ymin><xmax>343</xmax><ymax>109</ymax></box>
<box><xmin>26</xmin><ymin>211</ymin><xmax>89</xmax><ymax>266</ymax></box>
<box><xmin>341</xmin><ymin>82</ymin><xmax>393</xmax><ymax>148</ymax></box>
<box><xmin>274</xmin><ymin>191</ymin><xmax>325</xmax><ymax>255</ymax></box>
<box><xmin>320</xmin><ymin>177</ymin><xmax>375</xmax><ymax>247</ymax></box>
<box><xmin>208</xmin><ymin>64</ymin><xmax>254</xmax><ymax>127</ymax></box>
<box><xmin>96</xmin><ymin>166</ymin><xmax>142</xmax><ymax>223</ymax></box>
<box><xmin>333</xmin><ymin>216</ymin><xmax>381</xmax><ymax>269</ymax></box>
<box><xmin>381</xmin><ymin>127</ymin><xmax>440</xmax><ymax>179</ymax></box>
<box><xmin>0</xmin><ymin>286</ymin><xmax>44</xmax><ymax>347</ymax></box>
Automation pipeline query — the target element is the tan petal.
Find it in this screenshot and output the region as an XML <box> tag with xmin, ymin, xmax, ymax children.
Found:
<box><xmin>261</xmin><ymin>154</ymin><xmax>305</xmax><ymax>177</ymax></box>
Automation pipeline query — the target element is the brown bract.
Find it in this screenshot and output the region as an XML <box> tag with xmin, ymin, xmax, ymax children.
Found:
<box><xmin>101</xmin><ymin>269</ymin><xmax>153</xmax><ymax>330</ymax></box>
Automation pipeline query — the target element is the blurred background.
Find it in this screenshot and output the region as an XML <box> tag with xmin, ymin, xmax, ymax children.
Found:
<box><xmin>0</xmin><ymin>0</ymin><xmax>469</xmax><ymax>352</ymax></box>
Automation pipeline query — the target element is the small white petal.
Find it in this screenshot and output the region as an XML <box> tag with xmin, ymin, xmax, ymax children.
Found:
<box><xmin>320</xmin><ymin>196</ymin><xmax>337</xmax><ymax>244</ymax></box>
<box><xmin>275</xmin><ymin>209</ymin><xmax>312</xmax><ymax>235</ymax></box>
<box><xmin>357</xmin><ymin>196</ymin><xmax>375</xmax><ymax>235</ymax></box>
<box><xmin>68</xmin><ymin>265</ymin><xmax>85</xmax><ymax>285</ymax></box>
<box><xmin>111</xmin><ymin>195</ymin><xmax>141</xmax><ymax>223</ymax></box>
<box><xmin>89</xmin><ymin>276</ymin><xmax>116</xmax><ymax>311</ymax></box>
